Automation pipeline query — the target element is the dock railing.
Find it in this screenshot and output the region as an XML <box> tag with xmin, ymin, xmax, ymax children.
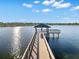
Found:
<box><xmin>41</xmin><ymin>33</ymin><xmax>55</xmax><ymax>59</ymax></box>
<box><xmin>21</xmin><ymin>32</ymin><xmax>36</xmax><ymax>59</ymax></box>
<box><xmin>21</xmin><ymin>32</ymin><xmax>55</xmax><ymax>59</ymax></box>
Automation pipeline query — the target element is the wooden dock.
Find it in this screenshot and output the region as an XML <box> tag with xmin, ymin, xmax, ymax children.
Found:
<box><xmin>21</xmin><ymin>32</ymin><xmax>55</xmax><ymax>59</ymax></box>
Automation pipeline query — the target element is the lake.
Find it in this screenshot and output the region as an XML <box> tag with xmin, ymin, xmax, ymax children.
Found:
<box><xmin>49</xmin><ymin>26</ymin><xmax>79</xmax><ymax>59</ymax></box>
<box><xmin>0</xmin><ymin>26</ymin><xmax>35</xmax><ymax>59</ymax></box>
<box><xmin>0</xmin><ymin>26</ymin><xmax>79</xmax><ymax>59</ymax></box>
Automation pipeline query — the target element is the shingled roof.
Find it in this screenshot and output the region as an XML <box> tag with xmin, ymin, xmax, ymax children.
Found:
<box><xmin>34</xmin><ymin>23</ymin><xmax>50</xmax><ymax>28</ymax></box>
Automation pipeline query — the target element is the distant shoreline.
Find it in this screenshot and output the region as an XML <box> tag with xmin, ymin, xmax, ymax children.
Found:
<box><xmin>0</xmin><ymin>22</ymin><xmax>79</xmax><ymax>27</ymax></box>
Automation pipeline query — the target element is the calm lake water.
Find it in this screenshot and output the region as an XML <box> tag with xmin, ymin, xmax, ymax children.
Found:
<box><xmin>0</xmin><ymin>26</ymin><xmax>79</xmax><ymax>59</ymax></box>
<box><xmin>49</xmin><ymin>26</ymin><xmax>79</xmax><ymax>59</ymax></box>
<box><xmin>0</xmin><ymin>26</ymin><xmax>35</xmax><ymax>59</ymax></box>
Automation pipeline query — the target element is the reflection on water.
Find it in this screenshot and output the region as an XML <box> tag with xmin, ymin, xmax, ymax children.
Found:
<box><xmin>11</xmin><ymin>27</ymin><xmax>21</xmax><ymax>58</ymax></box>
<box><xmin>49</xmin><ymin>26</ymin><xmax>79</xmax><ymax>59</ymax></box>
<box><xmin>0</xmin><ymin>26</ymin><xmax>34</xmax><ymax>59</ymax></box>
<box><xmin>0</xmin><ymin>26</ymin><xmax>79</xmax><ymax>59</ymax></box>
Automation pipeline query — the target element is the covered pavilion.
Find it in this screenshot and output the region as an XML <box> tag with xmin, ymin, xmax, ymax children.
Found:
<box><xmin>34</xmin><ymin>23</ymin><xmax>50</xmax><ymax>33</ymax></box>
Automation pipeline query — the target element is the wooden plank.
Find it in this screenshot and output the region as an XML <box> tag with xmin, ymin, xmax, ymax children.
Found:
<box><xmin>39</xmin><ymin>33</ymin><xmax>50</xmax><ymax>59</ymax></box>
<box><xmin>42</xmin><ymin>33</ymin><xmax>55</xmax><ymax>59</ymax></box>
<box><xmin>22</xmin><ymin>32</ymin><xmax>55</xmax><ymax>59</ymax></box>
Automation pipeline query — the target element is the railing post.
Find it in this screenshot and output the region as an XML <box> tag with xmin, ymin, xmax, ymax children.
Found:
<box><xmin>21</xmin><ymin>33</ymin><xmax>36</xmax><ymax>59</ymax></box>
<box><xmin>37</xmin><ymin>33</ymin><xmax>39</xmax><ymax>59</ymax></box>
<box><xmin>42</xmin><ymin>32</ymin><xmax>55</xmax><ymax>59</ymax></box>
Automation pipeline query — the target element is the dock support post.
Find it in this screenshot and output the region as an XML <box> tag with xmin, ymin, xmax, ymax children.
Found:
<box><xmin>46</xmin><ymin>28</ymin><xmax>50</xmax><ymax>41</ymax></box>
<box><xmin>46</xmin><ymin>28</ymin><xmax>49</xmax><ymax>37</ymax></box>
<box><xmin>41</xmin><ymin>28</ymin><xmax>43</xmax><ymax>32</ymax></box>
<box><xmin>35</xmin><ymin>27</ymin><xmax>37</xmax><ymax>33</ymax></box>
<box><xmin>57</xmin><ymin>33</ymin><xmax>59</xmax><ymax>39</ymax></box>
<box><xmin>52</xmin><ymin>33</ymin><xmax>55</xmax><ymax>39</ymax></box>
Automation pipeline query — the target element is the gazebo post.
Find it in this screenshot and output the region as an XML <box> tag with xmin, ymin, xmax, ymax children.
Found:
<box><xmin>41</xmin><ymin>27</ymin><xmax>42</xmax><ymax>32</ymax></box>
<box><xmin>47</xmin><ymin>28</ymin><xmax>49</xmax><ymax>34</ymax></box>
<box><xmin>57</xmin><ymin>33</ymin><xmax>59</xmax><ymax>39</ymax></box>
<box><xmin>46</xmin><ymin>28</ymin><xmax>49</xmax><ymax>38</ymax></box>
<box><xmin>35</xmin><ymin>27</ymin><xmax>37</xmax><ymax>33</ymax></box>
<box><xmin>34</xmin><ymin>23</ymin><xmax>50</xmax><ymax>35</ymax></box>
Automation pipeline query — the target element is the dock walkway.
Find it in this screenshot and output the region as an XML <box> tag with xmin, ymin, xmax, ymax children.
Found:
<box><xmin>21</xmin><ymin>32</ymin><xmax>55</xmax><ymax>59</ymax></box>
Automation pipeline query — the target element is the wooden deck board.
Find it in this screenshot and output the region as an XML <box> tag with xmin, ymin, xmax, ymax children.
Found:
<box><xmin>22</xmin><ymin>32</ymin><xmax>55</xmax><ymax>59</ymax></box>
<box><xmin>39</xmin><ymin>33</ymin><xmax>50</xmax><ymax>59</ymax></box>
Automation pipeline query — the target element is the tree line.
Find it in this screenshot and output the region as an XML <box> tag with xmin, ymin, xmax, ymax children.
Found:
<box><xmin>0</xmin><ymin>22</ymin><xmax>79</xmax><ymax>27</ymax></box>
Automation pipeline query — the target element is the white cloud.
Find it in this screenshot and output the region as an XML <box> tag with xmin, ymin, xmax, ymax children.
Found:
<box><xmin>56</xmin><ymin>0</ymin><xmax>64</xmax><ymax>3</ymax></box>
<box><xmin>52</xmin><ymin>0</ymin><xmax>64</xmax><ymax>7</ymax></box>
<box><xmin>34</xmin><ymin>1</ymin><xmax>40</xmax><ymax>4</ymax></box>
<box><xmin>53</xmin><ymin>2</ymin><xmax>60</xmax><ymax>7</ymax></box>
<box><xmin>42</xmin><ymin>0</ymin><xmax>55</xmax><ymax>6</ymax></box>
<box><xmin>56</xmin><ymin>3</ymin><xmax>71</xmax><ymax>8</ymax></box>
<box><xmin>52</xmin><ymin>0</ymin><xmax>71</xmax><ymax>8</ymax></box>
<box><xmin>73</xmin><ymin>6</ymin><xmax>79</xmax><ymax>10</ymax></box>
<box><xmin>42</xmin><ymin>9</ymin><xmax>51</xmax><ymax>12</ymax></box>
<box><xmin>22</xmin><ymin>3</ymin><xmax>32</xmax><ymax>8</ymax></box>
<box><xmin>32</xmin><ymin>9</ymin><xmax>52</xmax><ymax>13</ymax></box>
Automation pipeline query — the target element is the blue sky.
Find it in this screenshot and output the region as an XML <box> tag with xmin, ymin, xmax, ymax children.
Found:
<box><xmin>0</xmin><ymin>0</ymin><xmax>79</xmax><ymax>23</ymax></box>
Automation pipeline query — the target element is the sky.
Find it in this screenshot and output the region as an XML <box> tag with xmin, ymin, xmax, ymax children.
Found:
<box><xmin>0</xmin><ymin>0</ymin><xmax>79</xmax><ymax>23</ymax></box>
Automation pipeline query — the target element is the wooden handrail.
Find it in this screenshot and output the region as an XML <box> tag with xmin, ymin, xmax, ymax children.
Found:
<box><xmin>21</xmin><ymin>33</ymin><xmax>36</xmax><ymax>59</ymax></box>
<box><xmin>42</xmin><ymin>33</ymin><xmax>55</xmax><ymax>59</ymax></box>
<box><xmin>21</xmin><ymin>32</ymin><xmax>55</xmax><ymax>59</ymax></box>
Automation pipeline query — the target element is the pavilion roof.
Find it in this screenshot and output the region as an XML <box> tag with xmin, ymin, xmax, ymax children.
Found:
<box><xmin>34</xmin><ymin>23</ymin><xmax>50</xmax><ymax>28</ymax></box>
